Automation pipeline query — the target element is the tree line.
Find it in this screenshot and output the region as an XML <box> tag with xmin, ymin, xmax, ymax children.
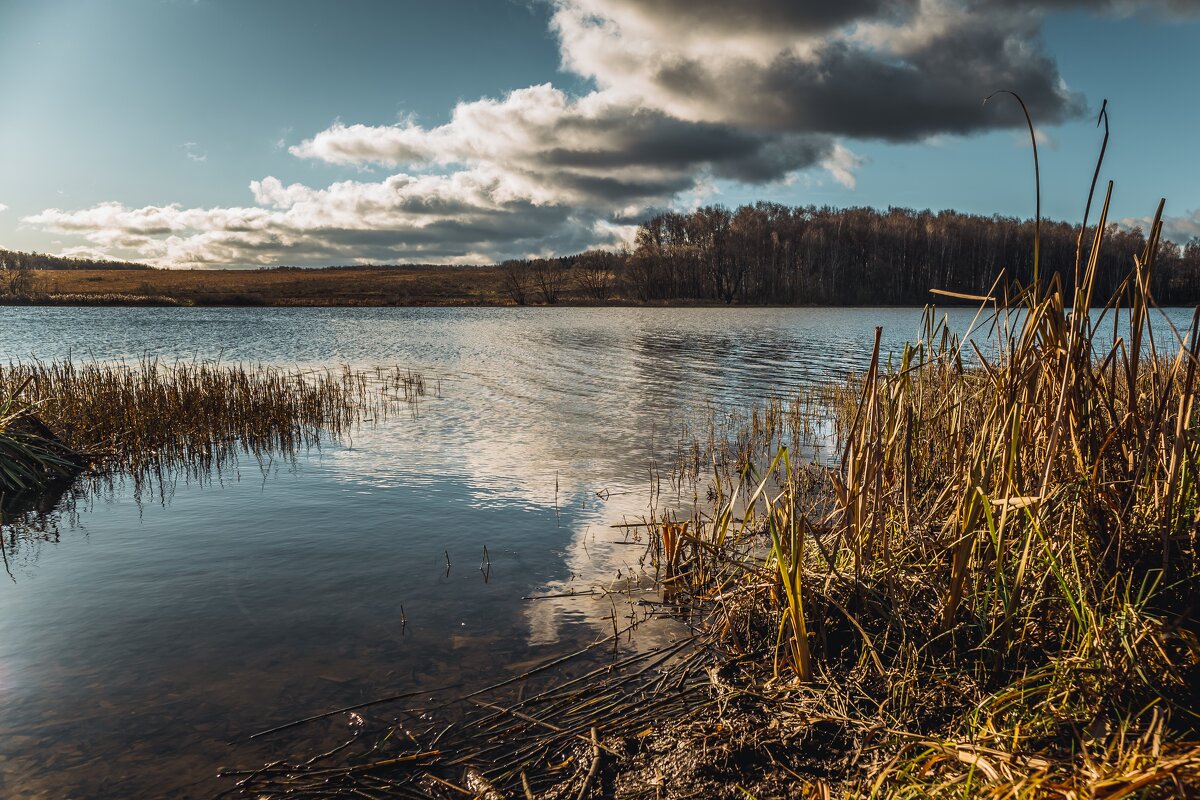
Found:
<box><xmin>502</xmin><ymin>204</ymin><xmax>1200</xmax><ymax>305</ymax></box>
<box><xmin>0</xmin><ymin>248</ymin><xmax>151</xmax><ymax>272</ymax></box>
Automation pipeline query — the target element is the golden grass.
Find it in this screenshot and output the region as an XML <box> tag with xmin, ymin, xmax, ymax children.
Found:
<box><xmin>25</xmin><ymin>265</ymin><xmax>516</xmax><ymax>306</ymax></box>
<box><xmin>0</xmin><ymin>381</ymin><xmax>80</xmax><ymax>493</ymax></box>
<box><xmin>648</xmin><ymin>190</ymin><xmax>1200</xmax><ymax>796</ymax></box>
<box><xmin>0</xmin><ymin>359</ymin><xmax>426</xmax><ymax>494</ymax></box>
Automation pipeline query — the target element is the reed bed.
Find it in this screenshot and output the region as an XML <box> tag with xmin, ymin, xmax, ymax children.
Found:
<box><xmin>0</xmin><ymin>383</ymin><xmax>81</xmax><ymax>494</ymax></box>
<box><xmin>635</xmin><ymin>191</ymin><xmax>1200</xmax><ymax>796</ymax></box>
<box><xmin>0</xmin><ymin>359</ymin><xmax>427</xmax><ymax>499</ymax></box>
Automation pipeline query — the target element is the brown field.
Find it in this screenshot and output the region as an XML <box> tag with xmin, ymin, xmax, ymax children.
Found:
<box><xmin>21</xmin><ymin>265</ymin><xmax>525</xmax><ymax>306</ymax></box>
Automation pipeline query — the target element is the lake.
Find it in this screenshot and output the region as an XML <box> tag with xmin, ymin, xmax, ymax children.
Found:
<box><xmin>1</xmin><ymin>304</ymin><xmax>1193</xmax><ymax>798</ymax></box>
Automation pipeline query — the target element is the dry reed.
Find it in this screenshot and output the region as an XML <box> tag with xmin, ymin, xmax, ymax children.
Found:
<box><xmin>218</xmin><ymin>238</ymin><xmax>1200</xmax><ymax>797</ymax></box>
<box><xmin>0</xmin><ymin>359</ymin><xmax>427</xmax><ymax>494</ymax></box>
<box><xmin>637</xmin><ymin>187</ymin><xmax>1200</xmax><ymax>797</ymax></box>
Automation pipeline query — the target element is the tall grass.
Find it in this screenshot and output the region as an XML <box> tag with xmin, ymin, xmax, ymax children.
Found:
<box><xmin>0</xmin><ymin>359</ymin><xmax>427</xmax><ymax>496</ymax></box>
<box><xmin>649</xmin><ymin>190</ymin><xmax>1200</xmax><ymax>795</ymax></box>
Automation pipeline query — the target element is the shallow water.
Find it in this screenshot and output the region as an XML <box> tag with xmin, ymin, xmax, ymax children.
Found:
<box><xmin>0</xmin><ymin>304</ymin><xmax>1193</xmax><ymax>798</ymax></box>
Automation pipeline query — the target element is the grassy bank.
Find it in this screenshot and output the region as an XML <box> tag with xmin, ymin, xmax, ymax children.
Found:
<box><xmin>7</xmin><ymin>264</ymin><xmax>795</xmax><ymax>307</ymax></box>
<box><xmin>11</xmin><ymin>262</ymin><xmax>1170</xmax><ymax>309</ymax></box>
<box><xmin>641</xmin><ymin>216</ymin><xmax>1200</xmax><ymax>796</ymax></box>
<box><xmin>14</xmin><ymin>265</ymin><xmax>517</xmax><ymax>307</ymax></box>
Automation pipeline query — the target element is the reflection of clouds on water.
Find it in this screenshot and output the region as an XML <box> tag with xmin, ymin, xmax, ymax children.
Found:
<box><xmin>523</xmin><ymin>520</ymin><xmax>661</xmax><ymax>647</ymax></box>
<box><xmin>316</xmin><ymin>412</ymin><xmax>673</xmax><ymax>645</ymax></box>
<box><xmin>316</xmin><ymin>403</ymin><xmax>695</xmax><ymax>648</ymax></box>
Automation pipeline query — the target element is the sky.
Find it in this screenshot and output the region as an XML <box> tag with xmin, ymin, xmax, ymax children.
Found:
<box><xmin>0</xmin><ymin>0</ymin><xmax>1198</xmax><ymax>268</ymax></box>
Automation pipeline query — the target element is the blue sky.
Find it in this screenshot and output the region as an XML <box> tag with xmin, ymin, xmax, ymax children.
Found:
<box><xmin>1</xmin><ymin>0</ymin><xmax>1198</xmax><ymax>267</ymax></box>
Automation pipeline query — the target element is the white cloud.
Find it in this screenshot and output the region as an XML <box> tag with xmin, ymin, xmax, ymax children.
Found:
<box><xmin>290</xmin><ymin>85</ymin><xmax>835</xmax><ymax>208</ymax></box>
<box><xmin>25</xmin><ymin>169</ymin><xmax>633</xmax><ymax>268</ymax></box>
<box><xmin>0</xmin><ymin>203</ymin><xmax>8</xmax><ymax>214</ymax></box>
<box><xmin>822</xmin><ymin>143</ymin><xmax>867</xmax><ymax>189</ymax></box>
<box><xmin>183</xmin><ymin>142</ymin><xmax>208</xmax><ymax>163</ymax></box>
<box><xmin>1122</xmin><ymin>209</ymin><xmax>1200</xmax><ymax>244</ymax></box>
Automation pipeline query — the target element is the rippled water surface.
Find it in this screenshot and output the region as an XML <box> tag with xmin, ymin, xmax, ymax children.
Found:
<box><xmin>0</xmin><ymin>305</ymin><xmax>1193</xmax><ymax>798</ymax></box>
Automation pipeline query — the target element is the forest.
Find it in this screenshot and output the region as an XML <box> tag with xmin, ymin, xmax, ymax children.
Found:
<box><xmin>505</xmin><ymin>203</ymin><xmax>1200</xmax><ymax>305</ymax></box>
<box><xmin>0</xmin><ymin>248</ymin><xmax>150</xmax><ymax>272</ymax></box>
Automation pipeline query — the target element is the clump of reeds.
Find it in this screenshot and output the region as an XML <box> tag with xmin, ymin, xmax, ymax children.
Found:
<box><xmin>646</xmin><ymin>189</ymin><xmax>1200</xmax><ymax>795</ymax></box>
<box><xmin>0</xmin><ymin>359</ymin><xmax>426</xmax><ymax>495</ymax></box>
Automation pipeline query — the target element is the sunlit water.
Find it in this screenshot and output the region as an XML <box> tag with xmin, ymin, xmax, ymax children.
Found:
<box><xmin>0</xmin><ymin>304</ymin><xmax>1193</xmax><ymax>798</ymax></box>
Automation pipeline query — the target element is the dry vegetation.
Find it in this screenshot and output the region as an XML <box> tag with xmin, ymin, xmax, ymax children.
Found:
<box><xmin>638</xmin><ymin>244</ymin><xmax>1200</xmax><ymax>796</ymax></box>
<box><xmin>631</xmin><ymin>192</ymin><xmax>1200</xmax><ymax>797</ymax></box>
<box><xmin>21</xmin><ymin>265</ymin><xmax>518</xmax><ymax>306</ymax></box>
<box><xmin>0</xmin><ymin>360</ymin><xmax>427</xmax><ymax>505</ymax></box>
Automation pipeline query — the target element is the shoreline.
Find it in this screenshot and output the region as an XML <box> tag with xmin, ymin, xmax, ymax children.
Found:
<box><xmin>0</xmin><ymin>267</ymin><xmax>1023</xmax><ymax>309</ymax></box>
<box><xmin>0</xmin><ymin>295</ymin><xmax>963</xmax><ymax>309</ymax></box>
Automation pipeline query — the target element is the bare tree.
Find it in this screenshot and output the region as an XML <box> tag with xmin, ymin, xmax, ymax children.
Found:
<box><xmin>531</xmin><ymin>258</ymin><xmax>566</xmax><ymax>304</ymax></box>
<box><xmin>622</xmin><ymin>203</ymin><xmax>1200</xmax><ymax>306</ymax></box>
<box><xmin>1</xmin><ymin>256</ymin><xmax>40</xmax><ymax>298</ymax></box>
<box><xmin>500</xmin><ymin>259</ymin><xmax>531</xmax><ymax>305</ymax></box>
<box><xmin>576</xmin><ymin>250</ymin><xmax>622</xmax><ymax>301</ymax></box>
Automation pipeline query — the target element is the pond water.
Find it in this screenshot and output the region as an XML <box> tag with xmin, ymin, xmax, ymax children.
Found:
<box><xmin>0</xmin><ymin>304</ymin><xmax>1194</xmax><ymax>798</ymax></box>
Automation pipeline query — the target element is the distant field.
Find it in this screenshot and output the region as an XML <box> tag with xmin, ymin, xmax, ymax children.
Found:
<box><xmin>25</xmin><ymin>266</ymin><xmax>519</xmax><ymax>306</ymax></box>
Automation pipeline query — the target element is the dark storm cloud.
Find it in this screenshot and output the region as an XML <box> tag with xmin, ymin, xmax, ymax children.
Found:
<box><xmin>750</xmin><ymin>28</ymin><xmax>1085</xmax><ymax>138</ymax></box>
<box><xmin>558</xmin><ymin>0</ymin><xmax>1089</xmax><ymax>141</ymax></box>
<box><xmin>989</xmin><ymin>0</ymin><xmax>1200</xmax><ymax>14</ymax></box>
<box><xmin>599</xmin><ymin>0</ymin><xmax>921</xmax><ymax>35</ymax></box>
<box><xmin>542</xmin><ymin>111</ymin><xmax>834</xmax><ymax>177</ymax></box>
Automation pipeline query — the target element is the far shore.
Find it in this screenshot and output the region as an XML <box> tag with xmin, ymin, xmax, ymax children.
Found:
<box><xmin>3</xmin><ymin>266</ymin><xmax>1000</xmax><ymax>308</ymax></box>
